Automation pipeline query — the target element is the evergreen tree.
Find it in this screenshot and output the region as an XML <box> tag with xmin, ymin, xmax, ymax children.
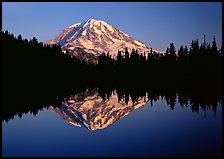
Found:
<box><xmin>212</xmin><ymin>36</ymin><xmax>218</xmax><ymax>55</ymax></box>
<box><xmin>124</xmin><ymin>48</ymin><xmax>129</xmax><ymax>60</ymax></box>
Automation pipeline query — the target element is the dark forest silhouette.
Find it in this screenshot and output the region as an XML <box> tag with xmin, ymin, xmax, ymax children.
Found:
<box><xmin>2</xmin><ymin>31</ymin><xmax>223</xmax><ymax>122</ymax></box>
<box><xmin>96</xmin><ymin>37</ymin><xmax>222</xmax><ymax>87</ymax></box>
<box><xmin>2</xmin><ymin>84</ymin><xmax>222</xmax><ymax>122</ymax></box>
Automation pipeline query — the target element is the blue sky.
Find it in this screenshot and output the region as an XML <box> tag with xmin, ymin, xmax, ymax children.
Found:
<box><xmin>2</xmin><ymin>2</ymin><xmax>222</xmax><ymax>52</ymax></box>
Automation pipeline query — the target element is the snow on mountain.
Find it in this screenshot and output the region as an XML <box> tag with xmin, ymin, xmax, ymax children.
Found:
<box><xmin>68</xmin><ymin>23</ymin><xmax>81</xmax><ymax>29</ymax></box>
<box><xmin>48</xmin><ymin>89</ymin><xmax>149</xmax><ymax>131</ymax></box>
<box><xmin>44</xmin><ymin>18</ymin><xmax>159</xmax><ymax>57</ymax></box>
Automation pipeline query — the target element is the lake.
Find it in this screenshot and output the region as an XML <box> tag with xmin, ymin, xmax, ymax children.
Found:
<box><xmin>2</xmin><ymin>87</ymin><xmax>222</xmax><ymax>157</ymax></box>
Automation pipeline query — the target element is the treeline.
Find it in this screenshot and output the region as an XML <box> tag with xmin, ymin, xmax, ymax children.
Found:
<box><xmin>96</xmin><ymin>37</ymin><xmax>222</xmax><ymax>89</ymax></box>
<box><xmin>2</xmin><ymin>30</ymin><xmax>93</xmax><ymax>122</ymax></box>
<box><xmin>2</xmin><ymin>30</ymin><xmax>223</xmax><ymax>100</ymax></box>
<box><xmin>3</xmin><ymin>30</ymin><xmax>222</xmax><ymax>88</ymax></box>
<box><xmin>2</xmin><ymin>30</ymin><xmax>91</xmax><ymax>86</ymax></box>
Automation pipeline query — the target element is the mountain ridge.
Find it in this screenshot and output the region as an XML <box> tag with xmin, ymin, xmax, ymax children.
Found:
<box><xmin>44</xmin><ymin>18</ymin><xmax>159</xmax><ymax>58</ymax></box>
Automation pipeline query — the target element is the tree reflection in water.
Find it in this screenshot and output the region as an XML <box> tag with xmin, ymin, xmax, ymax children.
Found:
<box><xmin>2</xmin><ymin>82</ymin><xmax>222</xmax><ymax>128</ymax></box>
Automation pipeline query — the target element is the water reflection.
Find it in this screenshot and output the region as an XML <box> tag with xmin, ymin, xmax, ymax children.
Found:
<box><xmin>49</xmin><ymin>88</ymin><xmax>148</xmax><ymax>130</ymax></box>
<box><xmin>48</xmin><ymin>87</ymin><xmax>222</xmax><ymax>130</ymax></box>
<box><xmin>2</xmin><ymin>82</ymin><xmax>222</xmax><ymax>123</ymax></box>
<box><xmin>2</xmin><ymin>83</ymin><xmax>87</xmax><ymax>122</ymax></box>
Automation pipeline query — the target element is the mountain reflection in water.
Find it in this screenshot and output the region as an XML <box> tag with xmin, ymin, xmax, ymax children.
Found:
<box><xmin>2</xmin><ymin>81</ymin><xmax>222</xmax><ymax>124</ymax></box>
<box><xmin>49</xmin><ymin>88</ymin><xmax>148</xmax><ymax>130</ymax></box>
<box><xmin>48</xmin><ymin>86</ymin><xmax>222</xmax><ymax>131</ymax></box>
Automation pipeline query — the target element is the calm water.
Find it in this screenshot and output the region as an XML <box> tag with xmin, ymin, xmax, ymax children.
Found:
<box><xmin>2</xmin><ymin>89</ymin><xmax>222</xmax><ymax>157</ymax></box>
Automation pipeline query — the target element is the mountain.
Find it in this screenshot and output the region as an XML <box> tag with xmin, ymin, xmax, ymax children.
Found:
<box><xmin>44</xmin><ymin>18</ymin><xmax>157</xmax><ymax>59</ymax></box>
<box><xmin>49</xmin><ymin>89</ymin><xmax>149</xmax><ymax>131</ymax></box>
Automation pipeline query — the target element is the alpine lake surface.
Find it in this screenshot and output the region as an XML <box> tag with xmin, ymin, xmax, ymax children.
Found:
<box><xmin>2</xmin><ymin>86</ymin><xmax>222</xmax><ymax>157</ymax></box>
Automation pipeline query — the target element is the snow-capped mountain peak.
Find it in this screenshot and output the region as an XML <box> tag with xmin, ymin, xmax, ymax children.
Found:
<box><xmin>44</xmin><ymin>18</ymin><xmax>157</xmax><ymax>57</ymax></box>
